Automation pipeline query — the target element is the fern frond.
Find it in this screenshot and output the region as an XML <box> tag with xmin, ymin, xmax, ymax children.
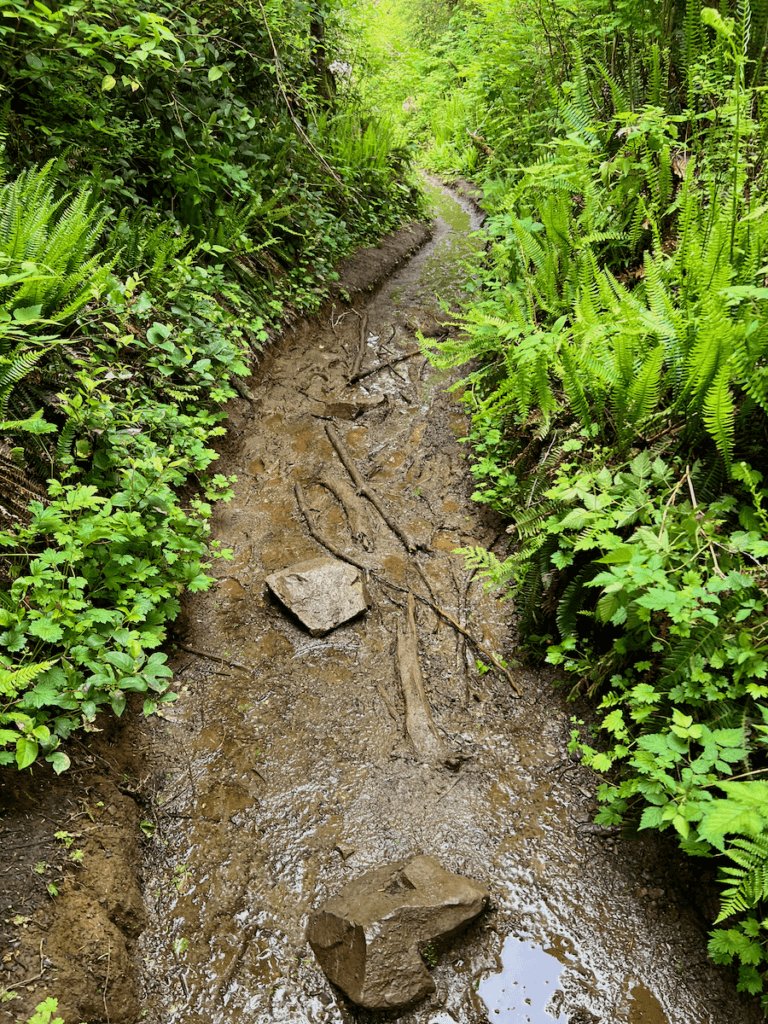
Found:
<box><xmin>703</xmin><ymin>367</ymin><xmax>736</xmax><ymax>472</ymax></box>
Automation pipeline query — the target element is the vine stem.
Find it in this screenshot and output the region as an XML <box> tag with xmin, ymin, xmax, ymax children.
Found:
<box><xmin>253</xmin><ymin>0</ymin><xmax>345</xmax><ymax>189</ymax></box>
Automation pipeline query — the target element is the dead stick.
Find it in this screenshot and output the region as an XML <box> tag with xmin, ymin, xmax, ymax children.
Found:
<box><xmin>9</xmin><ymin>973</ymin><xmax>43</xmax><ymax>988</ymax></box>
<box><xmin>349</xmin><ymin>310</ymin><xmax>369</xmax><ymax>380</ymax></box>
<box><xmin>294</xmin><ymin>483</ymin><xmax>375</xmax><ymax>574</ymax></box>
<box><xmin>175</xmin><ymin>645</ymin><xmax>247</xmax><ymax>671</ymax></box>
<box><xmin>373</xmin><ymin>574</ymin><xmax>521</xmax><ymax>696</ymax></box>
<box><xmin>254</xmin><ymin>0</ymin><xmax>346</xmax><ymax>190</ymax></box>
<box><xmin>348</xmin><ymin>348</ymin><xmax>421</xmax><ymax>385</ymax></box>
<box><xmin>325</xmin><ymin>424</ymin><xmax>423</xmax><ymax>552</ymax></box>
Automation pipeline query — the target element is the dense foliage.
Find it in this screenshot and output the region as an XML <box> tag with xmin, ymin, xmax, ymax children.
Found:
<box><xmin>361</xmin><ymin>0</ymin><xmax>768</xmax><ymax>1007</ymax></box>
<box><xmin>0</xmin><ymin>0</ymin><xmax>421</xmax><ymax>773</ymax></box>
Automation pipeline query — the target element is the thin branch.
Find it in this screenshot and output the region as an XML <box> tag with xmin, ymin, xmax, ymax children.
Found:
<box><xmin>253</xmin><ymin>0</ymin><xmax>345</xmax><ymax>188</ymax></box>
<box><xmin>348</xmin><ymin>347</ymin><xmax>421</xmax><ymax>386</ymax></box>
<box><xmin>174</xmin><ymin>644</ymin><xmax>247</xmax><ymax>671</ymax></box>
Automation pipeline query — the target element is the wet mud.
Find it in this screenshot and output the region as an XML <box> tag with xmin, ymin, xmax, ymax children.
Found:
<box><xmin>0</xmin><ymin>181</ymin><xmax>761</xmax><ymax>1024</ymax></box>
<box><xmin>135</xmin><ymin>180</ymin><xmax>761</xmax><ymax>1024</ymax></box>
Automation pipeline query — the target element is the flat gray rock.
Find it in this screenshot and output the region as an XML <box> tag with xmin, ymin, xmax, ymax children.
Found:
<box><xmin>306</xmin><ymin>855</ymin><xmax>489</xmax><ymax>1009</ymax></box>
<box><xmin>265</xmin><ymin>557</ymin><xmax>369</xmax><ymax>636</ymax></box>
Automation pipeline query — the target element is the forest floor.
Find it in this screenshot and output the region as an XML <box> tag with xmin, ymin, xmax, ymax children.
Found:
<box><xmin>0</xmin><ymin>182</ymin><xmax>761</xmax><ymax>1024</ymax></box>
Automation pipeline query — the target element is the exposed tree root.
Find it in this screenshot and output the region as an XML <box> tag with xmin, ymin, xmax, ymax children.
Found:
<box><xmin>316</xmin><ymin>470</ymin><xmax>374</xmax><ymax>550</ymax></box>
<box><xmin>373</xmin><ymin>574</ymin><xmax>522</xmax><ymax>697</ymax></box>
<box><xmin>348</xmin><ymin>309</ymin><xmax>369</xmax><ymax>380</ymax></box>
<box><xmin>325</xmin><ymin>423</ymin><xmax>426</xmax><ymax>552</ymax></box>
<box><xmin>396</xmin><ymin>592</ymin><xmax>454</xmax><ymax>765</ymax></box>
<box><xmin>294</xmin><ymin>482</ymin><xmax>375</xmax><ymax>574</ymax></box>
<box><xmin>292</xmin><ymin>480</ymin><xmax>521</xmax><ymax>698</ymax></box>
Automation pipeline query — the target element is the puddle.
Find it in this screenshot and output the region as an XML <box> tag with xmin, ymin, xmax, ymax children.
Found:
<box><xmin>135</xmin><ymin>181</ymin><xmax>759</xmax><ymax>1024</ymax></box>
<box><xmin>479</xmin><ymin>936</ymin><xmax>567</xmax><ymax>1022</ymax></box>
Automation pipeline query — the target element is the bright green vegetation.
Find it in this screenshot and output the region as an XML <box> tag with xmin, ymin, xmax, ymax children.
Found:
<box><xmin>362</xmin><ymin>0</ymin><xmax>768</xmax><ymax>1007</ymax></box>
<box><xmin>0</xmin><ymin>1</ymin><xmax>421</xmax><ymax>774</ymax></box>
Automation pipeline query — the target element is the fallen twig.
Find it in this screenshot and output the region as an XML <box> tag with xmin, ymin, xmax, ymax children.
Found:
<box><xmin>8</xmin><ymin>973</ymin><xmax>43</xmax><ymax>989</ymax></box>
<box><xmin>348</xmin><ymin>310</ymin><xmax>369</xmax><ymax>380</ymax></box>
<box><xmin>175</xmin><ymin>645</ymin><xmax>247</xmax><ymax>671</ymax></box>
<box><xmin>348</xmin><ymin>347</ymin><xmax>421</xmax><ymax>385</ymax></box>
<box><xmin>294</xmin><ymin>483</ymin><xmax>375</xmax><ymax>574</ymax></box>
<box><xmin>325</xmin><ymin>423</ymin><xmax>425</xmax><ymax>552</ymax></box>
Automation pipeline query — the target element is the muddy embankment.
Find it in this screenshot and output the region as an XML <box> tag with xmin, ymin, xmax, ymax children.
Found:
<box><xmin>1</xmin><ymin>180</ymin><xmax>762</xmax><ymax>1024</ymax></box>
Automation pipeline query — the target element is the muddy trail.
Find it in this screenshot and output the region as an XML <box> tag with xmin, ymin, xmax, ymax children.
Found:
<box><xmin>1</xmin><ymin>181</ymin><xmax>761</xmax><ymax>1024</ymax></box>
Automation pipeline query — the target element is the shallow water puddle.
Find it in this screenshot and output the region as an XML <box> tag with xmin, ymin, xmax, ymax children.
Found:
<box><xmin>479</xmin><ymin>936</ymin><xmax>568</xmax><ymax>1022</ymax></box>
<box><xmin>136</xmin><ymin>182</ymin><xmax>756</xmax><ymax>1024</ymax></box>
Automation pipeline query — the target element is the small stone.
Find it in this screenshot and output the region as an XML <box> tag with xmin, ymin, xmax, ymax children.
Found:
<box><xmin>266</xmin><ymin>557</ymin><xmax>370</xmax><ymax>636</ymax></box>
<box><xmin>306</xmin><ymin>855</ymin><xmax>488</xmax><ymax>1010</ymax></box>
<box><xmin>335</xmin><ymin>843</ymin><xmax>356</xmax><ymax>861</ymax></box>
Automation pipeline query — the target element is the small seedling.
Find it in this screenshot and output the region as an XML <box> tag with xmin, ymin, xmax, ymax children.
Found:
<box><xmin>421</xmin><ymin>943</ymin><xmax>438</xmax><ymax>969</ymax></box>
<box><xmin>173</xmin><ymin>863</ymin><xmax>191</xmax><ymax>891</ymax></box>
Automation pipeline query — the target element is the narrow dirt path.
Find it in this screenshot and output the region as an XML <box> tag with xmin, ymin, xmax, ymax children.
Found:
<box><xmin>136</xmin><ymin>182</ymin><xmax>760</xmax><ymax>1024</ymax></box>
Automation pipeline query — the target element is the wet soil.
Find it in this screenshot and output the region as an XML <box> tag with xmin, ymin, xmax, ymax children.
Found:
<box><xmin>0</xmin><ymin>181</ymin><xmax>762</xmax><ymax>1024</ymax></box>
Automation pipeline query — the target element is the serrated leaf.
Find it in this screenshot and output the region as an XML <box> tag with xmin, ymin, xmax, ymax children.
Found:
<box><xmin>27</xmin><ymin>618</ymin><xmax>64</xmax><ymax>643</ymax></box>
<box><xmin>639</xmin><ymin>805</ymin><xmax>665</xmax><ymax>829</ymax></box>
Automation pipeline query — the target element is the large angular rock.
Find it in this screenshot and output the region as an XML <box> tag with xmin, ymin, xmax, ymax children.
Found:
<box><xmin>265</xmin><ymin>556</ymin><xmax>369</xmax><ymax>636</ymax></box>
<box><xmin>306</xmin><ymin>855</ymin><xmax>489</xmax><ymax>1009</ymax></box>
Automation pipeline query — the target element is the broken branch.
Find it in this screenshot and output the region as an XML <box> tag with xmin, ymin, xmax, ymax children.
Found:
<box><xmin>175</xmin><ymin>645</ymin><xmax>247</xmax><ymax>671</ymax></box>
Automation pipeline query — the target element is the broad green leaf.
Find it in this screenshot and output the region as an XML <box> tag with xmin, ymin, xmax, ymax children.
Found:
<box><xmin>105</xmin><ymin>650</ymin><xmax>134</xmax><ymax>673</ymax></box>
<box><xmin>46</xmin><ymin>750</ymin><xmax>71</xmax><ymax>774</ymax></box>
<box><xmin>16</xmin><ymin>737</ymin><xmax>38</xmax><ymax>770</ymax></box>
<box><xmin>102</xmin><ymin>74</ymin><xmax>117</xmax><ymax>91</ymax></box>
<box><xmin>12</xmin><ymin>304</ymin><xmax>43</xmax><ymax>322</ymax></box>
